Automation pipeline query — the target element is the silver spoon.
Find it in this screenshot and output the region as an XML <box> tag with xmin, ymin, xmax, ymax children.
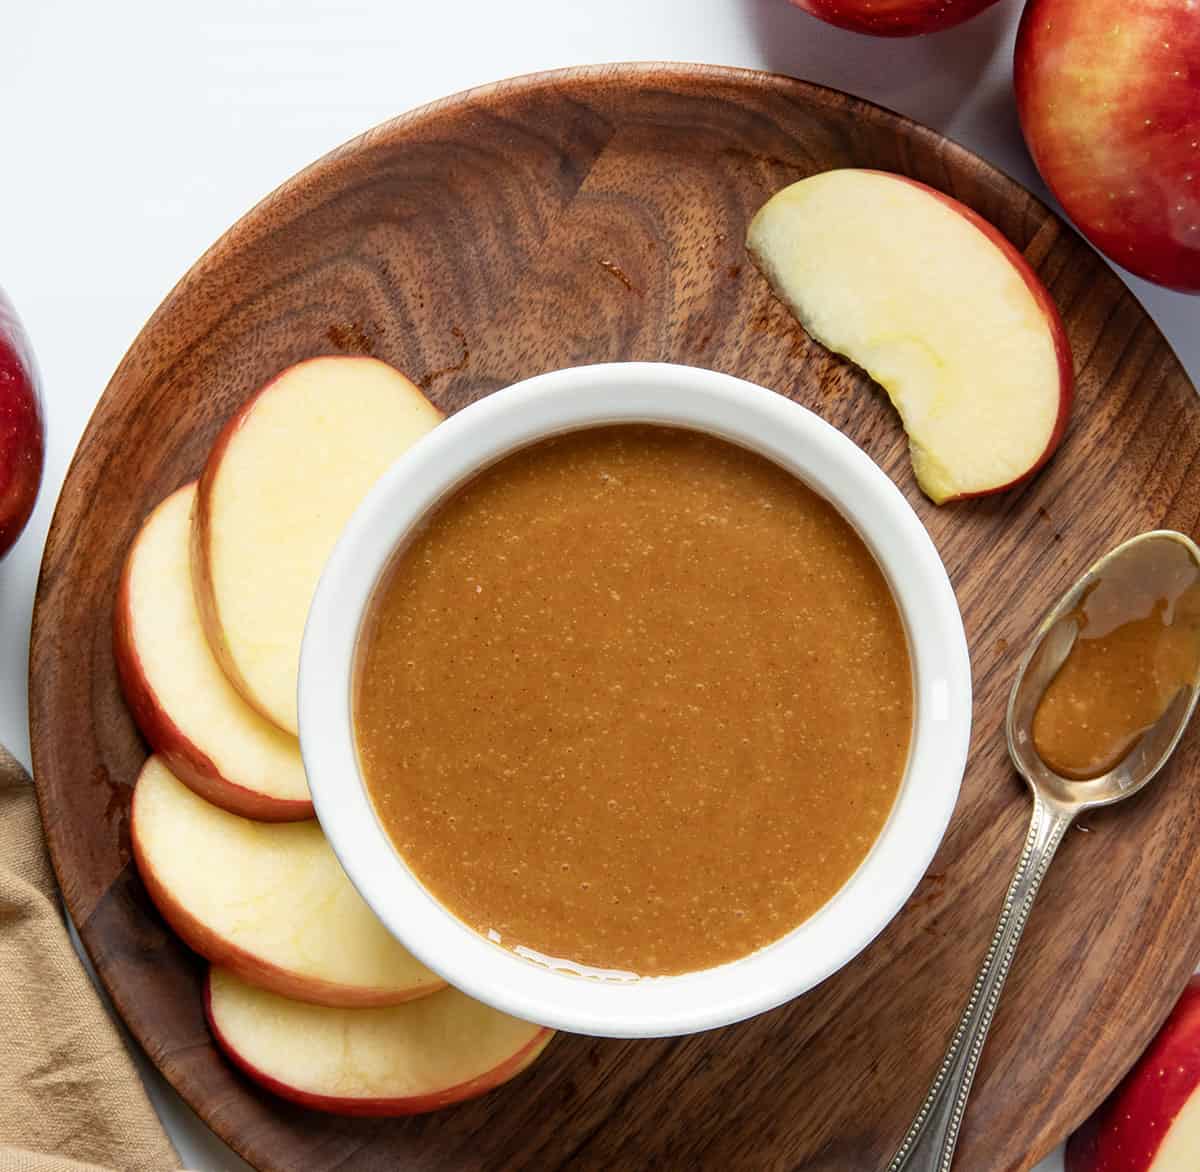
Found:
<box><xmin>888</xmin><ymin>529</ymin><xmax>1200</xmax><ymax>1172</ymax></box>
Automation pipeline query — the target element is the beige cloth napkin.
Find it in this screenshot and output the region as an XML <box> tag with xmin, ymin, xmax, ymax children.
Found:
<box><xmin>0</xmin><ymin>746</ymin><xmax>178</xmax><ymax>1172</ymax></box>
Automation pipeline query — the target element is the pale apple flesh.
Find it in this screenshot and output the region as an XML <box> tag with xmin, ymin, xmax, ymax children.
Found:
<box><xmin>206</xmin><ymin>967</ymin><xmax>553</xmax><ymax>1116</ymax></box>
<box><xmin>788</xmin><ymin>0</ymin><xmax>1001</xmax><ymax>36</ymax></box>
<box><xmin>1016</xmin><ymin>0</ymin><xmax>1200</xmax><ymax>293</ymax></box>
<box><xmin>1152</xmin><ymin>1094</ymin><xmax>1200</xmax><ymax>1171</ymax></box>
<box><xmin>114</xmin><ymin>484</ymin><xmax>311</xmax><ymax>820</ymax></box>
<box><xmin>193</xmin><ymin>356</ymin><xmax>444</xmax><ymax>734</ymax></box>
<box><xmin>1068</xmin><ymin>977</ymin><xmax>1200</xmax><ymax>1171</ymax></box>
<box><xmin>132</xmin><ymin>757</ymin><xmax>443</xmax><ymax>1007</ymax></box>
<box><xmin>747</xmin><ymin>169</ymin><xmax>1073</xmax><ymax>503</ymax></box>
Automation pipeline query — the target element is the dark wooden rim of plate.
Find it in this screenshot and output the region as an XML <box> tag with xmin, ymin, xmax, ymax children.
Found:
<box><xmin>29</xmin><ymin>62</ymin><xmax>1200</xmax><ymax>1171</ymax></box>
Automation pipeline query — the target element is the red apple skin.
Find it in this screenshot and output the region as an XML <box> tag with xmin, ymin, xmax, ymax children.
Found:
<box><xmin>204</xmin><ymin>971</ymin><xmax>554</xmax><ymax>1117</ymax></box>
<box><xmin>113</xmin><ymin>492</ymin><xmax>314</xmax><ymax>823</ymax></box>
<box><xmin>0</xmin><ymin>288</ymin><xmax>45</xmax><ymax>558</ymax></box>
<box><xmin>1067</xmin><ymin>976</ymin><xmax>1200</xmax><ymax>1171</ymax></box>
<box><xmin>1016</xmin><ymin>0</ymin><xmax>1200</xmax><ymax>293</ymax></box>
<box><xmin>788</xmin><ymin>0</ymin><xmax>1002</xmax><ymax>36</ymax></box>
<box><xmin>131</xmin><ymin>782</ymin><xmax>442</xmax><ymax>1008</ymax></box>
<box><xmin>860</xmin><ymin>170</ymin><xmax>1075</xmax><ymax>501</ymax></box>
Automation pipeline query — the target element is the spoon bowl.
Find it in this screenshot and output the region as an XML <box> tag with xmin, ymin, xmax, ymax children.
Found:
<box><xmin>1007</xmin><ymin>529</ymin><xmax>1200</xmax><ymax>812</ymax></box>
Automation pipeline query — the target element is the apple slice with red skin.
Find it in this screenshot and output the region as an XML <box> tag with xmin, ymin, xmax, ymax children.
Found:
<box><xmin>1067</xmin><ymin>976</ymin><xmax>1200</xmax><ymax>1172</ymax></box>
<box><xmin>193</xmin><ymin>356</ymin><xmax>443</xmax><ymax>734</ymax></box>
<box><xmin>206</xmin><ymin>966</ymin><xmax>553</xmax><ymax>1116</ymax></box>
<box><xmin>1015</xmin><ymin>0</ymin><xmax>1200</xmax><ymax>293</ymax></box>
<box><xmin>133</xmin><ymin>757</ymin><xmax>443</xmax><ymax>1007</ymax></box>
<box><xmin>747</xmin><ymin>168</ymin><xmax>1073</xmax><ymax>504</ymax></box>
<box><xmin>115</xmin><ymin>483</ymin><xmax>311</xmax><ymax>820</ymax></box>
<box><xmin>788</xmin><ymin>0</ymin><xmax>1001</xmax><ymax>36</ymax></box>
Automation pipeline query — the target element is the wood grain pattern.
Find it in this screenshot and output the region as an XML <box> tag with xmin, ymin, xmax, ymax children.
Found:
<box><xmin>28</xmin><ymin>63</ymin><xmax>1200</xmax><ymax>1171</ymax></box>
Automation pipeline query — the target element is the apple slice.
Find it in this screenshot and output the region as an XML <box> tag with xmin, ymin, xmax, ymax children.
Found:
<box><xmin>206</xmin><ymin>966</ymin><xmax>553</xmax><ymax>1116</ymax></box>
<box><xmin>193</xmin><ymin>356</ymin><xmax>442</xmax><ymax>734</ymax></box>
<box><xmin>115</xmin><ymin>484</ymin><xmax>311</xmax><ymax>821</ymax></box>
<box><xmin>1067</xmin><ymin>976</ymin><xmax>1200</xmax><ymax>1172</ymax></box>
<box><xmin>746</xmin><ymin>169</ymin><xmax>1073</xmax><ymax>504</ymax></box>
<box><xmin>132</xmin><ymin>757</ymin><xmax>442</xmax><ymax>1007</ymax></box>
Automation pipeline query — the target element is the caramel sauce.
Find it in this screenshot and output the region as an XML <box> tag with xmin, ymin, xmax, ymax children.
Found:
<box><xmin>1033</xmin><ymin>539</ymin><xmax>1200</xmax><ymax>780</ymax></box>
<box><xmin>354</xmin><ymin>425</ymin><xmax>912</xmax><ymax>976</ymax></box>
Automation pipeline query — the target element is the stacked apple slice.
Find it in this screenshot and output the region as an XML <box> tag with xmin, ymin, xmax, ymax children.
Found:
<box><xmin>116</xmin><ymin>484</ymin><xmax>312</xmax><ymax>820</ymax></box>
<box><xmin>115</xmin><ymin>356</ymin><xmax>552</xmax><ymax>1114</ymax></box>
<box><xmin>207</xmin><ymin>969</ymin><xmax>554</xmax><ymax>1116</ymax></box>
<box><xmin>132</xmin><ymin>758</ymin><xmax>443</xmax><ymax>1006</ymax></box>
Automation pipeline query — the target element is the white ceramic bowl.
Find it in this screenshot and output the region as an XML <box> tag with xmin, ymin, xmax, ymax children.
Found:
<box><xmin>299</xmin><ymin>362</ymin><xmax>971</xmax><ymax>1038</ymax></box>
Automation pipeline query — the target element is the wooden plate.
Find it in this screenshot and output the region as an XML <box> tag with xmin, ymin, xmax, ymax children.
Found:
<box><xmin>30</xmin><ymin>63</ymin><xmax>1200</xmax><ymax>1171</ymax></box>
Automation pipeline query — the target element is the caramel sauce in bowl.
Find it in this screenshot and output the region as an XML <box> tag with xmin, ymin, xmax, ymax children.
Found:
<box><xmin>299</xmin><ymin>363</ymin><xmax>972</xmax><ymax>1037</ymax></box>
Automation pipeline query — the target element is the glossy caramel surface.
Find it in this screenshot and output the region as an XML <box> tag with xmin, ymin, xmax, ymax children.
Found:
<box><xmin>356</xmin><ymin>425</ymin><xmax>912</xmax><ymax>976</ymax></box>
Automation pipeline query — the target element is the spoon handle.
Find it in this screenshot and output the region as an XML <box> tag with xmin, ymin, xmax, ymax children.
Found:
<box><xmin>886</xmin><ymin>796</ymin><xmax>1075</xmax><ymax>1172</ymax></box>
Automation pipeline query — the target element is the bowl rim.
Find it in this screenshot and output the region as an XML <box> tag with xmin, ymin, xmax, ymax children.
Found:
<box><xmin>299</xmin><ymin>360</ymin><xmax>971</xmax><ymax>1037</ymax></box>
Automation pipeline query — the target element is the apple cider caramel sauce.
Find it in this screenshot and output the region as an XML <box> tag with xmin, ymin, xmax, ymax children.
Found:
<box><xmin>1033</xmin><ymin>538</ymin><xmax>1200</xmax><ymax>780</ymax></box>
<box><xmin>353</xmin><ymin>424</ymin><xmax>913</xmax><ymax>978</ymax></box>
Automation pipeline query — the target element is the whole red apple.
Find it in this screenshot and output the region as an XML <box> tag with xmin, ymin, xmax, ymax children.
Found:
<box><xmin>787</xmin><ymin>0</ymin><xmax>1002</xmax><ymax>36</ymax></box>
<box><xmin>0</xmin><ymin>288</ymin><xmax>44</xmax><ymax>558</ymax></box>
<box><xmin>1016</xmin><ymin>0</ymin><xmax>1200</xmax><ymax>292</ymax></box>
<box><xmin>1067</xmin><ymin>976</ymin><xmax>1200</xmax><ymax>1171</ymax></box>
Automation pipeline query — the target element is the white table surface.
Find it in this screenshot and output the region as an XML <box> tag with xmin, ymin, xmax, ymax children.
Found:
<box><xmin>5</xmin><ymin>1</ymin><xmax>1196</xmax><ymax>1167</ymax></box>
